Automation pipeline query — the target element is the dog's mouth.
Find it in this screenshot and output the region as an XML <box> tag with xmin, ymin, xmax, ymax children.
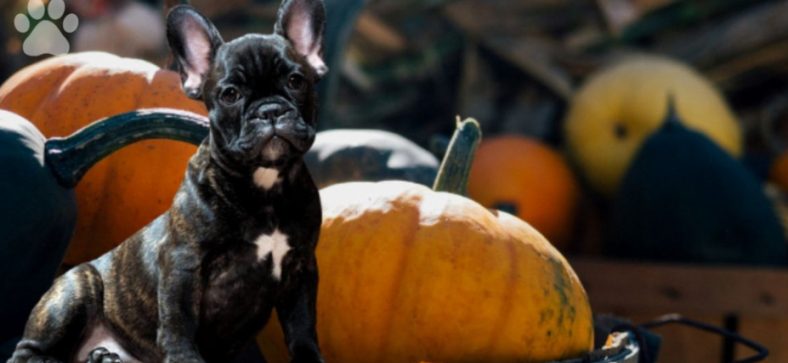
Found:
<box><xmin>260</xmin><ymin>135</ymin><xmax>292</xmax><ymax>162</ymax></box>
<box><xmin>229</xmin><ymin>105</ymin><xmax>315</xmax><ymax>167</ymax></box>
<box><xmin>241</xmin><ymin>127</ymin><xmax>311</xmax><ymax>167</ymax></box>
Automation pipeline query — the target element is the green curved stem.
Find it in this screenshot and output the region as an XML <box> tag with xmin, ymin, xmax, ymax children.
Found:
<box><xmin>45</xmin><ymin>108</ymin><xmax>210</xmax><ymax>189</ymax></box>
<box><xmin>432</xmin><ymin>117</ymin><xmax>482</xmax><ymax>195</ymax></box>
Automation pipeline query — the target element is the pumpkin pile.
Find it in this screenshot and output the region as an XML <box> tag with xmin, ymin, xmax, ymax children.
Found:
<box><xmin>0</xmin><ymin>110</ymin><xmax>76</xmax><ymax>342</ymax></box>
<box><xmin>0</xmin><ymin>51</ymin><xmax>207</xmax><ymax>266</ymax></box>
<box><xmin>258</xmin><ymin>120</ymin><xmax>594</xmax><ymax>363</ymax></box>
<box><xmin>1</xmin><ymin>52</ymin><xmax>594</xmax><ymax>362</ymax></box>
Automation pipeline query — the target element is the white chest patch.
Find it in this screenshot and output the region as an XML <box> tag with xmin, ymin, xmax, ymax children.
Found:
<box><xmin>253</xmin><ymin>167</ymin><xmax>280</xmax><ymax>190</ymax></box>
<box><xmin>253</xmin><ymin>229</ymin><xmax>291</xmax><ymax>280</ymax></box>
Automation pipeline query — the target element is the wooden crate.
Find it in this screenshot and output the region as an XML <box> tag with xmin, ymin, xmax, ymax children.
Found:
<box><xmin>570</xmin><ymin>259</ymin><xmax>788</xmax><ymax>363</ymax></box>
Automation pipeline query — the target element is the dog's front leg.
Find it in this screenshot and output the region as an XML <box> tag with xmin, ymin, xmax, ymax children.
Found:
<box><xmin>276</xmin><ymin>251</ymin><xmax>323</xmax><ymax>363</ymax></box>
<box><xmin>157</xmin><ymin>243</ymin><xmax>204</xmax><ymax>363</ymax></box>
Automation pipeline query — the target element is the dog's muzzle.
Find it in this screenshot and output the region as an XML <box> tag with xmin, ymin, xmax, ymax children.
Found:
<box><xmin>241</xmin><ymin>101</ymin><xmax>314</xmax><ymax>163</ymax></box>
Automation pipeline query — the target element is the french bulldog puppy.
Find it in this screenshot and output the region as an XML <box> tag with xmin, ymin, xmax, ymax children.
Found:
<box><xmin>8</xmin><ymin>1</ymin><xmax>328</xmax><ymax>363</ymax></box>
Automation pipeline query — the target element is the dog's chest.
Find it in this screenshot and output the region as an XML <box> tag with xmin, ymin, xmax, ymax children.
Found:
<box><xmin>252</xmin><ymin>229</ymin><xmax>291</xmax><ymax>279</ymax></box>
<box><xmin>201</xmin><ymin>223</ymin><xmax>294</xmax><ymax>304</ymax></box>
<box><xmin>203</xmin><ymin>226</ymin><xmax>293</xmax><ymax>291</ymax></box>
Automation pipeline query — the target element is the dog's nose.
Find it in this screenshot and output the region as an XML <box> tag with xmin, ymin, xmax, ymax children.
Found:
<box><xmin>257</xmin><ymin>103</ymin><xmax>289</xmax><ymax>121</ymax></box>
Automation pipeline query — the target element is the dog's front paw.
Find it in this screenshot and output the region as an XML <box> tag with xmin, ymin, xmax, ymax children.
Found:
<box><xmin>86</xmin><ymin>348</ymin><xmax>122</xmax><ymax>363</ymax></box>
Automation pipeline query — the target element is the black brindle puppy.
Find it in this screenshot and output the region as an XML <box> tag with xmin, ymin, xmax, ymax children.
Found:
<box><xmin>8</xmin><ymin>1</ymin><xmax>328</xmax><ymax>363</ymax></box>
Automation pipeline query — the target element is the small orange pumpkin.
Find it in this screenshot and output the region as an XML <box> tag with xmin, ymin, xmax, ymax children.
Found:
<box><xmin>467</xmin><ymin>136</ymin><xmax>580</xmax><ymax>249</ymax></box>
<box><xmin>0</xmin><ymin>52</ymin><xmax>207</xmax><ymax>265</ymax></box>
<box><xmin>769</xmin><ymin>154</ymin><xmax>788</xmax><ymax>193</ymax></box>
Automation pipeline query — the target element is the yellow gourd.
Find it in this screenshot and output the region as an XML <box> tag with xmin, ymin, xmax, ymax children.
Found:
<box><xmin>564</xmin><ymin>56</ymin><xmax>742</xmax><ymax>196</ymax></box>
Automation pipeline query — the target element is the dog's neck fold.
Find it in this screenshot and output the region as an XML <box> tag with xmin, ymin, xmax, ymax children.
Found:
<box><xmin>188</xmin><ymin>138</ymin><xmax>304</xmax><ymax>210</ymax></box>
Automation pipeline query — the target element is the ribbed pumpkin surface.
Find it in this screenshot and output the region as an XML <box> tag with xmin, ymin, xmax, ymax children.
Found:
<box><xmin>258</xmin><ymin>181</ymin><xmax>593</xmax><ymax>363</ymax></box>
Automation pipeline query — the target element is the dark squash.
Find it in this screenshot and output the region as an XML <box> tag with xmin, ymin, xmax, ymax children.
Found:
<box><xmin>0</xmin><ymin>109</ymin><xmax>208</xmax><ymax>343</ymax></box>
<box><xmin>304</xmin><ymin>129</ymin><xmax>439</xmax><ymax>189</ymax></box>
<box><xmin>0</xmin><ymin>110</ymin><xmax>76</xmax><ymax>344</ymax></box>
<box><xmin>607</xmin><ymin>104</ymin><xmax>787</xmax><ymax>266</ymax></box>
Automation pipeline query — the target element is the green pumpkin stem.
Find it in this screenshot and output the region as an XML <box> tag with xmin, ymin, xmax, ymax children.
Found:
<box><xmin>433</xmin><ymin>117</ymin><xmax>482</xmax><ymax>195</ymax></box>
<box><xmin>45</xmin><ymin>109</ymin><xmax>210</xmax><ymax>188</ymax></box>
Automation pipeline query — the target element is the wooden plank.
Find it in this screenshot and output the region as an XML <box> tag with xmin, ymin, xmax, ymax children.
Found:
<box><xmin>736</xmin><ymin>317</ymin><xmax>788</xmax><ymax>363</ymax></box>
<box><xmin>570</xmin><ymin>259</ymin><xmax>788</xmax><ymax>317</ymax></box>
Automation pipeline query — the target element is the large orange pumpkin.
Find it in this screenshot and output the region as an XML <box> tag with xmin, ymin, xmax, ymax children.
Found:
<box><xmin>257</xmin><ymin>120</ymin><xmax>593</xmax><ymax>363</ymax></box>
<box><xmin>0</xmin><ymin>52</ymin><xmax>207</xmax><ymax>265</ymax></box>
<box><xmin>467</xmin><ymin>136</ymin><xmax>580</xmax><ymax>250</ymax></box>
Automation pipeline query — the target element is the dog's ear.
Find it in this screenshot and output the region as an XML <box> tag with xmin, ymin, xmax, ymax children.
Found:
<box><xmin>167</xmin><ymin>5</ymin><xmax>223</xmax><ymax>99</ymax></box>
<box><xmin>275</xmin><ymin>0</ymin><xmax>328</xmax><ymax>79</ymax></box>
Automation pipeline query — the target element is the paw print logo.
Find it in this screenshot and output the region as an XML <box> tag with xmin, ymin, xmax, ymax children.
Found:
<box><xmin>14</xmin><ymin>0</ymin><xmax>79</xmax><ymax>56</ymax></box>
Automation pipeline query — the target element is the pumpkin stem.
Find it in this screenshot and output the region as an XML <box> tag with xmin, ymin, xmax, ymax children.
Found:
<box><xmin>664</xmin><ymin>93</ymin><xmax>682</xmax><ymax>125</ymax></box>
<box><xmin>433</xmin><ymin>117</ymin><xmax>482</xmax><ymax>195</ymax></box>
<box><xmin>45</xmin><ymin>108</ymin><xmax>210</xmax><ymax>188</ymax></box>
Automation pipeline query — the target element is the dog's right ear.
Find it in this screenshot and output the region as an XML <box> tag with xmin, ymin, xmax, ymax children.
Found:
<box><xmin>166</xmin><ymin>5</ymin><xmax>223</xmax><ymax>99</ymax></box>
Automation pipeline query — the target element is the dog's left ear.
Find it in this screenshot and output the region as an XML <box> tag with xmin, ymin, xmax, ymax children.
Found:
<box><xmin>275</xmin><ymin>0</ymin><xmax>328</xmax><ymax>79</ymax></box>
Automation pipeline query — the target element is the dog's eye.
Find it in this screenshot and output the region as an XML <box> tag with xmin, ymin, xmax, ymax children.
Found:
<box><xmin>220</xmin><ymin>87</ymin><xmax>241</xmax><ymax>104</ymax></box>
<box><xmin>288</xmin><ymin>74</ymin><xmax>306</xmax><ymax>90</ymax></box>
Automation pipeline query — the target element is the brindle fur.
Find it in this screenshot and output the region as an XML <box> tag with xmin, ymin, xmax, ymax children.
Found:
<box><xmin>8</xmin><ymin>1</ymin><xmax>327</xmax><ymax>363</ymax></box>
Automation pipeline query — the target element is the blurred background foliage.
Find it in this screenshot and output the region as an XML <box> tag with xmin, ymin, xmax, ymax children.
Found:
<box><xmin>3</xmin><ymin>0</ymin><xmax>788</xmax><ymax>260</ymax></box>
<box><xmin>4</xmin><ymin>0</ymin><xmax>788</xmax><ymax>149</ymax></box>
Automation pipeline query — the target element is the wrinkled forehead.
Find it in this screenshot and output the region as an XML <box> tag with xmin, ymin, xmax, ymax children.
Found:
<box><xmin>214</xmin><ymin>34</ymin><xmax>307</xmax><ymax>80</ymax></box>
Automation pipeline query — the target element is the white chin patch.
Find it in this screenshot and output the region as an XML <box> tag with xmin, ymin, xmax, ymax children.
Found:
<box><xmin>253</xmin><ymin>229</ymin><xmax>291</xmax><ymax>280</ymax></box>
<box><xmin>262</xmin><ymin>143</ymin><xmax>283</xmax><ymax>161</ymax></box>
<box><xmin>253</xmin><ymin>167</ymin><xmax>280</xmax><ymax>190</ymax></box>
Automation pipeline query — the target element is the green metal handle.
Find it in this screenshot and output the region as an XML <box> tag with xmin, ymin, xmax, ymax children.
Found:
<box><xmin>45</xmin><ymin>108</ymin><xmax>210</xmax><ymax>189</ymax></box>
